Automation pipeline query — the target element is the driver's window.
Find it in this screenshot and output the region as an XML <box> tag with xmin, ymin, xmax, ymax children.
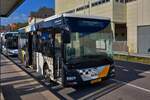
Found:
<box><xmin>55</xmin><ymin>33</ymin><xmax>61</xmax><ymax>48</ymax></box>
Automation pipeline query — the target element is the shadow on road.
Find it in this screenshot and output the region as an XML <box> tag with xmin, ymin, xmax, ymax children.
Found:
<box><xmin>69</xmin><ymin>81</ymin><xmax>123</xmax><ymax>100</ymax></box>
<box><xmin>0</xmin><ymin>61</ymin><xmax>14</xmax><ymax>67</ymax></box>
<box><xmin>0</xmin><ymin>75</ymin><xmax>31</xmax><ymax>83</ymax></box>
<box><xmin>1</xmin><ymin>70</ymin><xmax>23</xmax><ymax>75</ymax></box>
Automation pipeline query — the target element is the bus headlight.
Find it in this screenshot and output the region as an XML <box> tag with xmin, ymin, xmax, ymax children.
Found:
<box><xmin>66</xmin><ymin>76</ymin><xmax>76</xmax><ymax>81</ymax></box>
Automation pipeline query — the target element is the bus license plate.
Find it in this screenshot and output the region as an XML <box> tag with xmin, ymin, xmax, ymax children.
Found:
<box><xmin>90</xmin><ymin>78</ymin><xmax>102</xmax><ymax>84</ymax></box>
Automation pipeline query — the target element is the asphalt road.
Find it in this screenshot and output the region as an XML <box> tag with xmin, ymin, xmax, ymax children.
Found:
<box><xmin>1</xmin><ymin>54</ymin><xmax>150</xmax><ymax>100</ymax></box>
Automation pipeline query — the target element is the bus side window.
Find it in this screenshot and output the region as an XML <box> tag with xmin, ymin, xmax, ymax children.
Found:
<box><xmin>66</xmin><ymin>46</ymin><xmax>75</xmax><ymax>57</ymax></box>
<box><xmin>39</xmin><ymin>39</ymin><xmax>44</xmax><ymax>52</ymax></box>
<box><xmin>55</xmin><ymin>33</ymin><xmax>61</xmax><ymax>48</ymax></box>
<box><xmin>47</xmin><ymin>39</ymin><xmax>54</xmax><ymax>57</ymax></box>
<box><xmin>32</xmin><ymin>35</ymin><xmax>36</xmax><ymax>51</ymax></box>
<box><xmin>36</xmin><ymin>37</ymin><xmax>41</xmax><ymax>52</ymax></box>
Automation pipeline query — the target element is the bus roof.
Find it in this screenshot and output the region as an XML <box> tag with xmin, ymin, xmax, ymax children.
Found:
<box><xmin>23</xmin><ymin>14</ymin><xmax>111</xmax><ymax>32</ymax></box>
<box><xmin>38</xmin><ymin>14</ymin><xmax>110</xmax><ymax>29</ymax></box>
<box><xmin>44</xmin><ymin>14</ymin><xmax>110</xmax><ymax>22</ymax></box>
<box><xmin>63</xmin><ymin>14</ymin><xmax>110</xmax><ymax>21</ymax></box>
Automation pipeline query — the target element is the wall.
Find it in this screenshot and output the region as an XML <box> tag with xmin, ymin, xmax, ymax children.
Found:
<box><xmin>112</xmin><ymin>1</ymin><xmax>126</xmax><ymax>23</ymax></box>
<box><xmin>56</xmin><ymin>0</ymin><xmax>126</xmax><ymax>23</ymax></box>
<box><xmin>55</xmin><ymin>0</ymin><xmax>88</xmax><ymax>14</ymax></box>
<box><xmin>127</xmin><ymin>0</ymin><xmax>150</xmax><ymax>53</ymax></box>
<box><xmin>137</xmin><ymin>0</ymin><xmax>150</xmax><ymax>26</ymax></box>
<box><xmin>126</xmin><ymin>1</ymin><xmax>138</xmax><ymax>53</ymax></box>
<box><xmin>90</xmin><ymin>2</ymin><xmax>112</xmax><ymax>18</ymax></box>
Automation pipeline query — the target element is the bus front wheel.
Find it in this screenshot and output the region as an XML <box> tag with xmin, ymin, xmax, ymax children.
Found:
<box><xmin>43</xmin><ymin>64</ymin><xmax>52</xmax><ymax>83</ymax></box>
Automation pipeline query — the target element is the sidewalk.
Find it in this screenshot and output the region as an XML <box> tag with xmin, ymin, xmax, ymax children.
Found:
<box><xmin>0</xmin><ymin>54</ymin><xmax>59</xmax><ymax>100</ymax></box>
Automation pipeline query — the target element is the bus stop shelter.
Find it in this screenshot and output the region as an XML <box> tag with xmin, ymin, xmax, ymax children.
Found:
<box><xmin>0</xmin><ymin>0</ymin><xmax>25</xmax><ymax>17</ymax></box>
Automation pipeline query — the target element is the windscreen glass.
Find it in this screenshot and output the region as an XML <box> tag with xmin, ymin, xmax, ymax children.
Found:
<box><xmin>64</xmin><ymin>18</ymin><xmax>113</xmax><ymax>62</ymax></box>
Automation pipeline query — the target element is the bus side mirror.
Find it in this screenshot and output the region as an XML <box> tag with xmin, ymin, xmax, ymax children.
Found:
<box><xmin>63</xmin><ymin>32</ymin><xmax>71</xmax><ymax>43</ymax></box>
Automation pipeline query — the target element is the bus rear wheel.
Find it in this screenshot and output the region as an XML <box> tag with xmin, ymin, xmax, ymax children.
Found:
<box><xmin>43</xmin><ymin>64</ymin><xmax>52</xmax><ymax>82</ymax></box>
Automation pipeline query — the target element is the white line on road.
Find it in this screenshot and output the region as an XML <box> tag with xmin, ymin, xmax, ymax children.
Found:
<box><xmin>111</xmin><ymin>79</ymin><xmax>150</xmax><ymax>93</ymax></box>
<box><xmin>116</xmin><ymin>65</ymin><xmax>150</xmax><ymax>74</ymax></box>
<box><xmin>115</xmin><ymin>65</ymin><xmax>125</xmax><ymax>68</ymax></box>
<box><xmin>122</xmin><ymin>69</ymin><xmax>129</xmax><ymax>72</ymax></box>
<box><xmin>134</xmin><ymin>69</ymin><xmax>150</xmax><ymax>74</ymax></box>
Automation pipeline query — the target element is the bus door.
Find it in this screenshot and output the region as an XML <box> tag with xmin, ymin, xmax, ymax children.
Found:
<box><xmin>27</xmin><ymin>32</ymin><xmax>33</xmax><ymax>66</ymax></box>
<box><xmin>32</xmin><ymin>33</ymin><xmax>37</xmax><ymax>69</ymax></box>
<box><xmin>54</xmin><ymin>29</ymin><xmax>62</xmax><ymax>79</ymax></box>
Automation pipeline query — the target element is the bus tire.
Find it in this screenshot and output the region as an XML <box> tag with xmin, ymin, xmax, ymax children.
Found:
<box><xmin>43</xmin><ymin>63</ymin><xmax>52</xmax><ymax>83</ymax></box>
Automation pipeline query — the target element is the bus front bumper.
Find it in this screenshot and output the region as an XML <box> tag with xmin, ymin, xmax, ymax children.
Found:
<box><xmin>64</xmin><ymin>65</ymin><xmax>115</xmax><ymax>87</ymax></box>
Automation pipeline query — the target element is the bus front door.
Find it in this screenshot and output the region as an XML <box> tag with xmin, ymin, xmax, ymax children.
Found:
<box><xmin>26</xmin><ymin>32</ymin><xmax>33</xmax><ymax>67</ymax></box>
<box><xmin>54</xmin><ymin>32</ymin><xmax>62</xmax><ymax>79</ymax></box>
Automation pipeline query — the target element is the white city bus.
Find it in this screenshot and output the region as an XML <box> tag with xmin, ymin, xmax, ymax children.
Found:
<box><xmin>2</xmin><ymin>32</ymin><xmax>19</xmax><ymax>56</ymax></box>
<box><xmin>23</xmin><ymin>14</ymin><xmax>115</xmax><ymax>86</ymax></box>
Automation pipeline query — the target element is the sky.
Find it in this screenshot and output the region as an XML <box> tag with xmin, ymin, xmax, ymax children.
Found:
<box><xmin>1</xmin><ymin>0</ymin><xmax>55</xmax><ymax>26</ymax></box>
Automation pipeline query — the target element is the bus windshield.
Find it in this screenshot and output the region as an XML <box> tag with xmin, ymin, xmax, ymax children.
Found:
<box><xmin>5</xmin><ymin>33</ymin><xmax>18</xmax><ymax>49</ymax></box>
<box><xmin>64</xmin><ymin>18</ymin><xmax>113</xmax><ymax>63</ymax></box>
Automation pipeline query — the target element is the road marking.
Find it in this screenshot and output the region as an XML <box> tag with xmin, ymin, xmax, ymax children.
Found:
<box><xmin>135</xmin><ymin>69</ymin><xmax>150</xmax><ymax>74</ymax></box>
<box><xmin>116</xmin><ymin>65</ymin><xmax>124</xmax><ymax>68</ymax></box>
<box><xmin>116</xmin><ymin>65</ymin><xmax>150</xmax><ymax>74</ymax></box>
<box><xmin>111</xmin><ymin>79</ymin><xmax>150</xmax><ymax>93</ymax></box>
<box><xmin>122</xmin><ymin>69</ymin><xmax>129</xmax><ymax>72</ymax></box>
<box><xmin>79</xmin><ymin>82</ymin><xmax>118</xmax><ymax>100</ymax></box>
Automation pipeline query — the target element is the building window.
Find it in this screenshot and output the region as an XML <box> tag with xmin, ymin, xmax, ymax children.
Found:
<box><xmin>106</xmin><ymin>0</ymin><xmax>110</xmax><ymax>2</ymax></box>
<box><xmin>92</xmin><ymin>2</ymin><xmax>99</xmax><ymax>7</ymax></box>
<box><xmin>91</xmin><ymin>0</ymin><xmax>110</xmax><ymax>7</ymax></box>
<box><xmin>76</xmin><ymin>5</ymin><xmax>89</xmax><ymax>11</ymax></box>
<box><xmin>121</xmin><ymin>33</ymin><xmax>125</xmax><ymax>37</ymax></box>
<box><xmin>126</xmin><ymin>0</ymin><xmax>136</xmax><ymax>3</ymax></box>
<box><xmin>76</xmin><ymin>0</ymin><xmax>111</xmax><ymax>12</ymax></box>
<box><xmin>102</xmin><ymin>0</ymin><xmax>105</xmax><ymax>3</ymax></box>
<box><xmin>98</xmin><ymin>1</ymin><xmax>102</xmax><ymax>4</ymax></box>
<box><xmin>116</xmin><ymin>0</ymin><xmax>125</xmax><ymax>3</ymax></box>
<box><xmin>65</xmin><ymin>9</ymin><xmax>75</xmax><ymax>14</ymax></box>
<box><xmin>120</xmin><ymin>0</ymin><xmax>124</xmax><ymax>3</ymax></box>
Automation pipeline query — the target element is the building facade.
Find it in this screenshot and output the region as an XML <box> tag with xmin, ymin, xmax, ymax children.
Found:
<box><xmin>55</xmin><ymin>0</ymin><xmax>150</xmax><ymax>54</ymax></box>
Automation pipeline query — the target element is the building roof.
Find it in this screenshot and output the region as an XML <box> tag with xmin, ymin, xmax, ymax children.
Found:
<box><xmin>0</xmin><ymin>0</ymin><xmax>25</xmax><ymax>17</ymax></box>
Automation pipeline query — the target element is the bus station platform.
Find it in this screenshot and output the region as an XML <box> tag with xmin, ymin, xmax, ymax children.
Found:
<box><xmin>0</xmin><ymin>54</ymin><xmax>59</xmax><ymax>100</ymax></box>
